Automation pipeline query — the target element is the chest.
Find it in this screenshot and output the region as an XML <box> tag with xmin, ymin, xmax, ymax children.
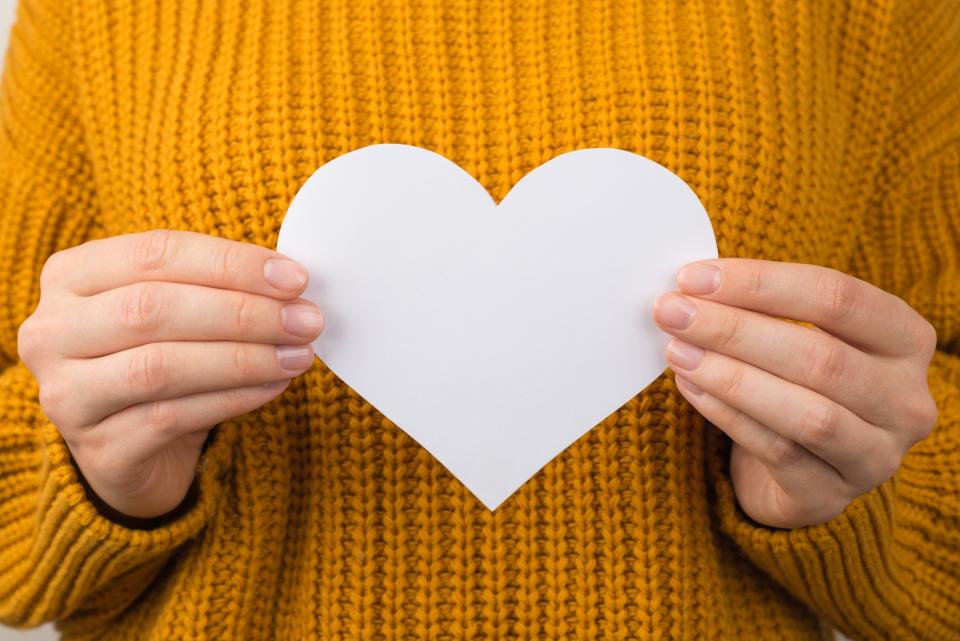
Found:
<box><xmin>75</xmin><ymin>0</ymin><xmax>894</xmax><ymax>267</ymax></box>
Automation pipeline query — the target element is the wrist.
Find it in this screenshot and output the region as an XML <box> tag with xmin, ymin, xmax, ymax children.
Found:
<box><xmin>69</xmin><ymin>451</ymin><xmax>198</xmax><ymax>530</ymax></box>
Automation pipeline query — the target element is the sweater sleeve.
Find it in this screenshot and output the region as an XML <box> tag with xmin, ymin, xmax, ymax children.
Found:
<box><xmin>709</xmin><ymin>2</ymin><xmax>960</xmax><ymax>639</ymax></box>
<box><xmin>0</xmin><ymin>0</ymin><xmax>228</xmax><ymax>629</ymax></box>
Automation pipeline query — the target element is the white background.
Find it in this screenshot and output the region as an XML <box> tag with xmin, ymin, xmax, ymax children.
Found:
<box><xmin>0</xmin><ymin>3</ymin><xmax>58</xmax><ymax>640</ymax></box>
<box><xmin>0</xmin><ymin>1</ymin><xmax>854</xmax><ymax>640</ymax></box>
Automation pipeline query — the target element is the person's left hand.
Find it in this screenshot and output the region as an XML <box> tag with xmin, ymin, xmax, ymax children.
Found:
<box><xmin>652</xmin><ymin>258</ymin><xmax>939</xmax><ymax>529</ymax></box>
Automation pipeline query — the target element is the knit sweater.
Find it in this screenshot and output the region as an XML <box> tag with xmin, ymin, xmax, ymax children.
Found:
<box><xmin>0</xmin><ymin>0</ymin><xmax>958</xmax><ymax>639</ymax></box>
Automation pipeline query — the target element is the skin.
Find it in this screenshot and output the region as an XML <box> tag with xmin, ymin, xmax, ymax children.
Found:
<box><xmin>18</xmin><ymin>235</ymin><xmax>938</xmax><ymax>528</ymax></box>
<box><xmin>652</xmin><ymin>258</ymin><xmax>939</xmax><ymax>529</ymax></box>
<box><xmin>18</xmin><ymin>230</ymin><xmax>325</xmax><ymax>519</ymax></box>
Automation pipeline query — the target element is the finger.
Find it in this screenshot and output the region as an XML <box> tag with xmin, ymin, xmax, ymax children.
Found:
<box><xmin>675</xmin><ymin>258</ymin><xmax>925</xmax><ymax>357</ymax></box>
<box><xmin>653</xmin><ymin>291</ymin><xmax>902</xmax><ymax>425</ymax></box>
<box><xmin>666</xmin><ymin>338</ymin><xmax>897</xmax><ymax>490</ymax></box>
<box><xmin>94</xmin><ymin>380</ymin><xmax>291</xmax><ymax>467</ymax></box>
<box><xmin>58</xmin><ymin>281</ymin><xmax>323</xmax><ymax>357</ymax></box>
<box><xmin>46</xmin><ymin>230</ymin><xmax>309</xmax><ymax>299</ymax></box>
<box><xmin>728</xmin><ymin>443</ymin><xmax>851</xmax><ymax>529</ymax></box>
<box><xmin>62</xmin><ymin>341</ymin><xmax>315</xmax><ymax>426</ymax></box>
<box><xmin>672</xmin><ymin>374</ymin><xmax>848</xmax><ymax>505</ymax></box>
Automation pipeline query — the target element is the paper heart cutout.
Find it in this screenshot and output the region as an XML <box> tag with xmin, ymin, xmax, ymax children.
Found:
<box><xmin>277</xmin><ymin>144</ymin><xmax>717</xmax><ymax>509</ymax></box>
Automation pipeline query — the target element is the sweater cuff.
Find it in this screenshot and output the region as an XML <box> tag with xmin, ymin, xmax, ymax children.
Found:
<box><xmin>713</xmin><ymin>454</ymin><xmax>901</xmax><ymax>633</ymax></box>
<box><xmin>0</xmin><ymin>362</ymin><xmax>233</xmax><ymax>625</ymax></box>
<box><xmin>710</xmin><ymin>349</ymin><xmax>960</xmax><ymax>640</ymax></box>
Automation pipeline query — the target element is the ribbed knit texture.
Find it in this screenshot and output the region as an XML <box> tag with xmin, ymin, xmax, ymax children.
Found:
<box><xmin>0</xmin><ymin>1</ymin><xmax>958</xmax><ymax>639</ymax></box>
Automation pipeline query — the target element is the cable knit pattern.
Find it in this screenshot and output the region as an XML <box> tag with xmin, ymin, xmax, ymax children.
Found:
<box><xmin>0</xmin><ymin>1</ymin><xmax>958</xmax><ymax>639</ymax></box>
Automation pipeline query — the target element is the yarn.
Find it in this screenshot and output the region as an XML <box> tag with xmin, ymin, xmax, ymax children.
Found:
<box><xmin>0</xmin><ymin>1</ymin><xmax>958</xmax><ymax>639</ymax></box>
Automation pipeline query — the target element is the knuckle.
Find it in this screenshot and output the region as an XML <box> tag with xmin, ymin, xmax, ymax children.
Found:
<box><xmin>745</xmin><ymin>266</ymin><xmax>767</xmax><ymax>304</ymax></box>
<box><xmin>232</xmin><ymin>343</ymin><xmax>255</xmax><ymax>376</ymax></box>
<box><xmin>920</xmin><ymin>396</ymin><xmax>939</xmax><ymax>435</ymax></box>
<box><xmin>38</xmin><ymin>380</ymin><xmax>68</xmax><ymax>421</ymax></box>
<box><xmin>119</xmin><ymin>284</ymin><xmax>164</xmax><ymax>333</ymax></box>
<box><xmin>902</xmin><ymin>394</ymin><xmax>938</xmax><ymax>442</ymax></box>
<box><xmin>816</xmin><ymin>271</ymin><xmax>865</xmax><ymax>324</ymax></box>
<box><xmin>768</xmin><ymin>434</ymin><xmax>805</xmax><ymax>467</ymax></box>
<box><xmin>796</xmin><ymin>402</ymin><xmax>838</xmax><ymax>451</ymax></box>
<box><xmin>143</xmin><ymin>400</ymin><xmax>179</xmax><ymax>436</ymax></box>
<box><xmin>712</xmin><ymin>309</ymin><xmax>745</xmax><ymax>353</ymax></box>
<box><xmin>871</xmin><ymin>447</ymin><xmax>902</xmax><ymax>483</ymax></box>
<box><xmin>234</xmin><ymin>293</ymin><xmax>258</xmax><ymax>335</ymax></box>
<box><xmin>718</xmin><ymin>362</ymin><xmax>746</xmax><ymax>399</ymax></box>
<box><xmin>714</xmin><ymin>401</ymin><xmax>746</xmax><ymax>431</ymax></box>
<box><xmin>128</xmin><ymin>344</ymin><xmax>168</xmax><ymax>395</ymax></box>
<box><xmin>212</xmin><ymin>242</ymin><xmax>242</xmax><ymax>281</ymax></box>
<box><xmin>798</xmin><ymin>339</ymin><xmax>847</xmax><ymax>388</ymax></box>
<box><xmin>17</xmin><ymin>316</ymin><xmax>45</xmax><ymax>362</ymax></box>
<box><xmin>40</xmin><ymin>250</ymin><xmax>69</xmax><ymax>289</ymax></box>
<box><xmin>130</xmin><ymin>229</ymin><xmax>175</xmax><ymax>273</ymax></box>
<box><xmin>914</xmin><ymin>318</ymin><xmax>938</xmax><ymax>356</ymax></box>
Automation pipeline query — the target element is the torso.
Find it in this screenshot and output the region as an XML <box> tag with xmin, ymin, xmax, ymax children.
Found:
<box><xmin>64</xmin><ymin>1</ymin><xmax>896</xmax><ymax>638</ymax></box>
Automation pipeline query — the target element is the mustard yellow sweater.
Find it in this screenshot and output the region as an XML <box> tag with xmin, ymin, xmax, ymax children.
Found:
<box><xmin>0</xmin><ymin>1</ymin><xmax>958</xmax><ymax>639</ymax></box>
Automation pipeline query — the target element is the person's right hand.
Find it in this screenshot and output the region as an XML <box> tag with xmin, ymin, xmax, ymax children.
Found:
<box><xmin>17</xmin><ymin>230</ymin><xmax>324</xmax><ymax>520</ymax></box>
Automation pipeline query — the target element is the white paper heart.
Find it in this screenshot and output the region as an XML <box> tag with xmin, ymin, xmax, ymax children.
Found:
<box><xmin>277</xmin><ymin>144</ymin><xmax>717</xmax><ymax>509</ymax></box>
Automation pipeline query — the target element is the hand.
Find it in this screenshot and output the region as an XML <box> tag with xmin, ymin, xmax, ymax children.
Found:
<box><xmin>652</xmin><ymin>258</ymin><xmax>938</xmax><ymax>529</ymax></box>
<box><xmin>18</xmin><ymin>230</ymin><xmax>324</xmax><ymax>520</ymax></box>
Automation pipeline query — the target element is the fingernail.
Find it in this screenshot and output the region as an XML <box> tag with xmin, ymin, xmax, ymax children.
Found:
<box><xmin>281</xmin><ymin>304</ymin><xmax>324</xmax><ymax>337</ymax></box>
<box><xmin>262</xmin><ymin>379</ymin><xmax>290</xmax><ymax>391</ymax></box>
<box><xmin>677</xmin><ymin>263</ymin><xmax>721</xmax><ymax>295</ymax></box>
<box><xmin>264</xmin><ymin>258</ymin><xmax>308</xmax><ymax>291</ymax></box>
<box><xmin>654</xmin><ymin>292</ymin><xmax>696</xmax><ymax>330</ymax></box>
<box><xmin>276</xmin><ymin>345</ymin><xmax>315</xmax><ymax>371</ymax></box>
<box><xmin>675</xmin><ymin>374</ymin><xmax>703</xmax><ymax>396</ymax></box>
<box><xmin>666</xmin><ymin>339</ymin><xmax>705</xmax><ymax>370</ymax></box>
